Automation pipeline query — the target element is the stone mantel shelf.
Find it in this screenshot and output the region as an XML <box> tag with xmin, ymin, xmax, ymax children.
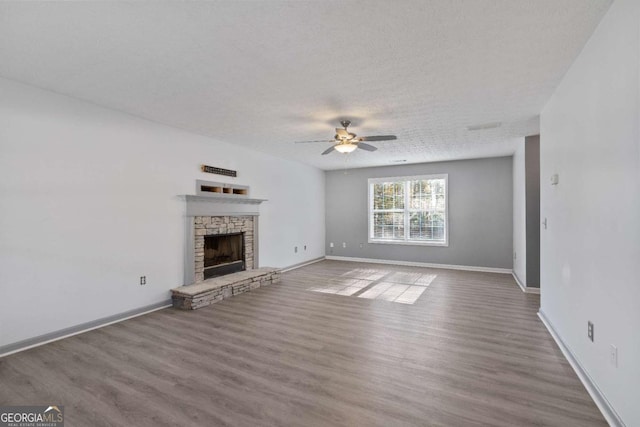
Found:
<box><xmin>182</xmin><ymin>195</ymin><xmax>267</xmax><ymax>205</ymax></box>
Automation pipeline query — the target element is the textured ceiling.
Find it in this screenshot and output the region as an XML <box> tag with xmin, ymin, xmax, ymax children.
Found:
<box><xmin>0</xmin><ymin>1</ymin><xmax>611</xmax><ymax>170</ymax></box>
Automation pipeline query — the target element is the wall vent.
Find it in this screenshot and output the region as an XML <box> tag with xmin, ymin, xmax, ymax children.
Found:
<box><xmin>201</xmin><ymin>164</ymin><xmax>237</xmax><ymax>177</ymax></box>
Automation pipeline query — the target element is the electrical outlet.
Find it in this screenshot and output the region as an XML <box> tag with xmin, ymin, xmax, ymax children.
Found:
<box><xmin>342</xmin><ymin>242</ymin><xmax>346</xmax><ymax>248</ymax></box>
<box><xmin>329</xmin><ymin>242</ymin><xmax>334</xmax><ymax>248</ymax></box>
<box><xmin>610</xmin><ymin>344</ymin><xmax>618</xmax><ymax>367</ymax></box>
<box><xmin>587</xmin><ymin>321</ymin><xmax>594</xmax><ymax>342</ymax></box>
<box><xmin>140</xmin><ymin>276</ymin><xmax>146</xmax><ymax>285</ymax></box>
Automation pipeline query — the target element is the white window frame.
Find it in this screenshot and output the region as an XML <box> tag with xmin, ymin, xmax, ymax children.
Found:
<box><xmin>368</xmin><ymin>174</ymin><xmax>449</xmax><ymax>247</ymax></box>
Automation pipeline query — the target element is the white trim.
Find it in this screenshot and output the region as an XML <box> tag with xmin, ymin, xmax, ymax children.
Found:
<box><xmin>0</xmin><ymin>302</ymin><xmax>172</xmax><ymax>358</ymax></box>
<box><xmin>367</xmin><ymin>173</ymin><xmax>449</xmax><ymax>184</ymax></box>
<box><xmin>512</xmin><ymin>272</ymin><xmax>541</xmax><ymax>294</ymax></box>
<box><xmin>368</xmin><ymin>239</ymin><xmax>448</xmax><ymax>247</ymax></box>
<box><xmin>538</xmin><ymin>310</ymin><xmax>625</xmax><ymax>427</ymax></box>
<box><xmin>512</xmin><ymin>271</ymin><xmax>526</xmax><ymax>291</ymax></box>
<box><xmin>325</xmin><ymin>256</ymin><xmax>511</xmax><ymax>274</ymax></box>
<box><xmin>280</xmin><ymin>256</ymin><xmax>325</xmax><ymax>272</ymax></box>
<box><xmin>368</xmin><ymin>174</ymin><xmax>449</xmax><ymax>247</ymax></box>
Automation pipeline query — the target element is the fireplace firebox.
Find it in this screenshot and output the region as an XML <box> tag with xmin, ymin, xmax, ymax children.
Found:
<box><xmin>204</xmin><ymin>232</ymin><xmax>245</xmax><ymax>279</ymax></box>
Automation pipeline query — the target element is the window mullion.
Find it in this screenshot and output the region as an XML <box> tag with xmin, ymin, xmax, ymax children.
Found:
<box><xmin>372</xmin><ymin>183</ymin><xmax>377</xmax><ymax>239</ymax></box>
<box><xmin>404</xmin><ymin>180</ymin><xmax>410</xmax><ymax>241</ymax></box>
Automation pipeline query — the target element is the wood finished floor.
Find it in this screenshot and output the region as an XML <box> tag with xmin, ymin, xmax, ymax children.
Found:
<box><xmin>0</xmin><ymin>260</ymin><xmax>606</xmax><ymax>426</ymax></box>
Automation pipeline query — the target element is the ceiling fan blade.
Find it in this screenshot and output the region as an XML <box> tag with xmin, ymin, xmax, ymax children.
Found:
<box><xmin>294</xmin><ymin>139</ymin><xmax>334</xmax><ymax>144</ymax></box>
<box><xmin>357</xmin><ymin>142</ymin><xmax>378</xmax><ymax>152</ymax></box>
<box><xmin>335</xmin><ymin>128</ymin><xmax>350</xmax><ymax>138</ymax></box>
<box><xmin>359</xmin><ymin>135</ymin><xmax>397</xmax><ymax>142</ymax></box>
<box><xmin>321</xmin><ymin>146</ymin><xmax>336</xmax><ymax>155</ymax></box>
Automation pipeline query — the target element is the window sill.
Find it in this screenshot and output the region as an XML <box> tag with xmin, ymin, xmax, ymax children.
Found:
<box><xmin>368</xmin><ymin>239</ymin><xmax>449</xmax><ymax>247</ymax></box>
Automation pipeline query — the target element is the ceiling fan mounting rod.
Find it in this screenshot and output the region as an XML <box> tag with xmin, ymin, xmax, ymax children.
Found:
<box><xmin>340</xmin><ymin>120</ymin><xmax>351</xmax><ymax>129</ymax></box>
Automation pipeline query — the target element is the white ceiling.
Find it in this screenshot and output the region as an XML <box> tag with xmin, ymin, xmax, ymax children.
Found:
<box><xmin>0</xmin><ymin>1</ymin><xmax>611</xmax><ymax>170</ymax></box>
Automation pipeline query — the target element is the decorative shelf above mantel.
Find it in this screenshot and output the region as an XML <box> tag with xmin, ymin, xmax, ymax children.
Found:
<box><xmin>181</xmin><ymin>194</ymin><xmax>267</xmax><ymax>217</ymax></box>
<box><xmin>196</xmin><ymin>179</ymin><xmax>251</xmax><ymax>197</ymax></box>
<box><xmin>181</xmin><ymin>179</ymin><xmax>266</xmax><ymax>217</ymax></box>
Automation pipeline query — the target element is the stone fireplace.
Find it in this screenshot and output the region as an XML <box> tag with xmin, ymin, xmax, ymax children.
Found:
<box><xmin>194</xmin><ymin>216</ymin><xmax>253</xmax><ymax>282</ymax></box>
<box><xmin>183</xmin><ymin>191</ymin><xmax>265</xmax><ymax>285</ymax></box>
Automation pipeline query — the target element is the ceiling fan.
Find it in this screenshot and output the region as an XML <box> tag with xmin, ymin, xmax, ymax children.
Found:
<box><xmin>295</xmin><ymin>120</ymin><xmax>397</xmax><ymax>155</ymax></box>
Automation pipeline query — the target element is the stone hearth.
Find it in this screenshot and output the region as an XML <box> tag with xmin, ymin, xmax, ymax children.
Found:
<box><xmin>171</xmin><ymin>267</ymin><xmax>281</xmax><ymax>310</ymax></box>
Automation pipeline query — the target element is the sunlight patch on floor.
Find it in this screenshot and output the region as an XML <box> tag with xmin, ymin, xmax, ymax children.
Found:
<box><xmin>358</xmin><ymin>282</ymin><xmax>427</xmax><ymax>304</ymax></box>
<box><xmin>308</xmin><ymin>269</ymin><xmax>437</xmax><ymax>305</ymax></box>
<box><xmin>339</xmin><ymin>268</ymin><xmax>387</xmax><ymax>281</ymax></box>
<box><xmin>415</xmin><ymin>274</ymin><xmax>437</xmax><ymax>286</ymax></box>
<box><xmin>308</xmin><ymin>278</ymin><xmax>373</xmax><ymax>296</ymax></box>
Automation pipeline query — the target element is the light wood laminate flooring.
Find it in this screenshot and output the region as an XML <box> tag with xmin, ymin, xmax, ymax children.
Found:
<box><xmin>0</xmin><ymin>260</ymin><xmax>606</xmax><ymax>426</ymax></box>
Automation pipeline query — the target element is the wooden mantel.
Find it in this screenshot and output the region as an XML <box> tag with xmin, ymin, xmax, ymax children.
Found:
<box><xmin>181</xmin><ymin>194</ymin><xmax>267</xmax><ymax>217</ymax></box>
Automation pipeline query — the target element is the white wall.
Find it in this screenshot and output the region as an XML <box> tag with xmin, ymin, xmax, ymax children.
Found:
<box><xmin>540</xmin><ymin>0</ymin><xmax>640</xmax><ymax>424</ymax></box>
<box><xmin>0</xmin><ymin>78</ymin><xmax>325</xmax><ymax>348</ymax></box>
<box><xmin>512</xmin><ymin>138</ymin><xmax>526</xmax><ymax>286</ymax></box>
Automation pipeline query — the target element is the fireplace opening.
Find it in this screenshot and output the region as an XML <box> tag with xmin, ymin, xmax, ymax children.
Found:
<box><xmin>204</xmin><ymin>232</ymin><xmax>245</xmax><ymax>279</ymax></box>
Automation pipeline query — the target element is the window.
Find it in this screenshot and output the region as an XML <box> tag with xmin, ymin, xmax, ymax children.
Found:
<box><xmin>368</xmin><ymin>174</ymin><xmax>448</xmax><ymax>246</ymax></box>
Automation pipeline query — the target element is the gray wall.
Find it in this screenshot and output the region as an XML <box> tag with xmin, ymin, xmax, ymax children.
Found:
<box><xmin>325</xmin><ymin>157</ymin><xmax>513</xmax><ymax>269</ymax></box>
<box><xmin>525</xmin><ymin>135</ymin><xmax>540</xmax><ymax>287</ymax></box>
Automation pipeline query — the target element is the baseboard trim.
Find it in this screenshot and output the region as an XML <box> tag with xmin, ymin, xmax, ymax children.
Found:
<box><xmin>512</xmin><ymin>272</ymin><xmax>541</xmax><ymax>294</ymax></box>
<box><xmin>281</xmin><ymin>256</ymin><xmax>325</xmax><ymax>272</ymax></box>
<box><xmin>538</xmin><ymin>310</ymin><xmax>625</xmax><ymax>427</ymax></box>
<box><xmin>325</xmin><ymin>256</ymin><xmax>512</xmax><ymax>274</ymax></box>
<box><xmin>0</xmin><ymin>300</ymin><xmax>172</xmax><ymax>358</ymax></box>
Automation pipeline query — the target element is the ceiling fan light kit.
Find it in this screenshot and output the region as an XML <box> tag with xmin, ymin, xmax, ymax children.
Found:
<box><xmin>334</xmin><ymin>143</ymin><xmax>358</xmax><ymax>154</ymax></box>
<box><xmin>295</xmin><ymin>120</ymin><xmax>397</xmax><ymax>155</ymax></box>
